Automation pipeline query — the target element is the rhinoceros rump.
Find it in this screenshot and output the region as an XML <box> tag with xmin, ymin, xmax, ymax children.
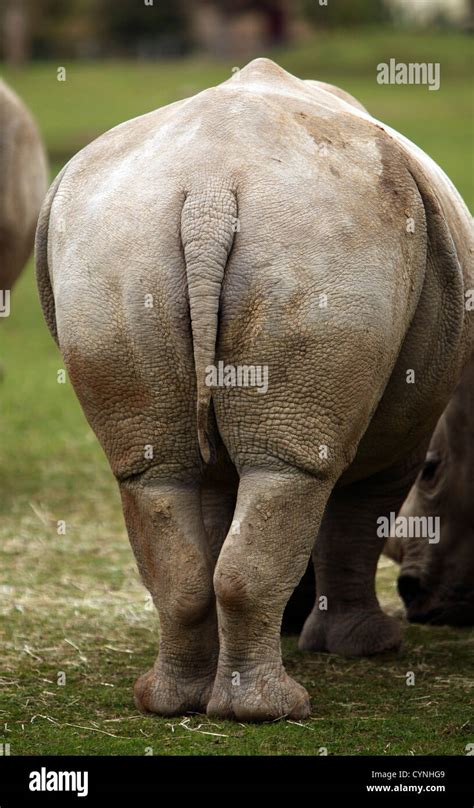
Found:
<box><xmin>35</xmin><ymin>60</ymin><xmax>473</xmax><ymax>721</ymax></box>
<box><xmin>0</xmin><ymin>79</ymin><xmax>48</xmax><ymax>295</ymax></box>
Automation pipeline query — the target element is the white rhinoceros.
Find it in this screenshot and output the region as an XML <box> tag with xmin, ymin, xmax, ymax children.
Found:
<box><xmin>386</xmin><ymin>352</ymin><xmax>474</xmax><ymax>626</ymax></box>
<box><xmin>36</xmin><ymin>60</ymin><xmax>473</xmax><ymax>721</ymax></box>
<box><xmin>0</xmin><ymin>79</ymin><xmax>48</xmax><ymax>295</ymax></box>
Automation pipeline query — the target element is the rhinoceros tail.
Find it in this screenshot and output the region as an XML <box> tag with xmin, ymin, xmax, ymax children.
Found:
<box><xmin>35</xmin><ymin>165</ymin><xmax>69</xmax><ymax>345</ymax></box>
<box><xmin>181</xmin><ymin>186</ymin><xmax>238</xmax><ymax>464</ymax></box>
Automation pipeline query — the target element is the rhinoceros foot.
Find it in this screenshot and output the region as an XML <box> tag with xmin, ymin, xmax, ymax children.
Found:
<box><xmin>207</xmin><ymin>662</ymin><xmax>310</xmax><ymax>722</ymax></box>
<box><xmin>134</xmin><ymin>664</ymin><xmax>215</xmax><ymax>717</ymax></box>
<box><xmin>299</xmin><ymin>607</ymin><xmax>402</xmax><ymax>657</ymax></box>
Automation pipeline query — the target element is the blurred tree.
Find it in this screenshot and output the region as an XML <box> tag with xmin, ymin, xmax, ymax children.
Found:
<box><xmin>387</xmin><ymin>0</ymin><xmax>471</xmax><ymax>28</ymax></box>
<box><xmin>0</xmin><ymin>0</ymin><xmax>100</xmax><ymax>60</ymax></box>
<box><xmin>2</xmin><ymin>0</ymin><xmax>30</xmax><ymax>66</ymax></box>
<box><xmin>32</xmin><ymin>0</ymin><xmax>100</xmax><ymax>59</ymax></box>
<box><xmin>302</xmin><ymin>0</ymin><xmax>390</xmax><ymax>27</ymax></box>
<box><xmin>215</xmin><ymin>0</ymin><xmax>291</xmax><ymax>43</ymax></box>
<box><xmin>96</xmin><ymin>0</ymin><xmax>191</xmax><ymax>57</ymax></box>
<box><xmin>0</xmin><ymin>0</ymin><xmax>191</xmax><ymax>61</ymax></box>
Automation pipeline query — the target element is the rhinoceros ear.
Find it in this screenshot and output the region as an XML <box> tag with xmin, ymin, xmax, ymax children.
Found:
<box><xmin>35</xmin><ymin>166</ymin><xmax>69</xmax><ymax>346</ymax></box>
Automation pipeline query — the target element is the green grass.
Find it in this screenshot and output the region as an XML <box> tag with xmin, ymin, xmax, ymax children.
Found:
<box><xmin>0</xmin><ymin>29</ymin><xmax>473</xmax><ymax>755</ymax></box>
<box><xmin>0</xmin><ymin>508</ymin><xmax>472</xmax><ymax>755</ymax></box>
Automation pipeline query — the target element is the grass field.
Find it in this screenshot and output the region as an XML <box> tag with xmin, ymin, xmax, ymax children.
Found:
<box><xmin>0</xmin><ymin>29</ymin><xmax>473</xmax><ymax>756</ymax></box>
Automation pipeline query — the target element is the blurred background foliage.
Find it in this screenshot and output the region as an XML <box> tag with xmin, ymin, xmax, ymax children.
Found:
<box><xmin>0</xmin><ymin>0</ymin><xmax>472</xmax><ymax>63</ymax></box>
<box><xmin>1</xmin><ymin>1</ymin><xmax>472</xmax><ymax>208</ymax></box>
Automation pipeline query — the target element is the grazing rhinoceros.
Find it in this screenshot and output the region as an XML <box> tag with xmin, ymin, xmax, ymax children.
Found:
<box><xmin>36</xmin><ymin>59</ymin><xmax>473</xmax><ymax>721</ymax></box>
<box><xmin>0</xmin><ymin>79</ymin><xmax>47</xmax><ymax>295</ymax></box>
<box><xmin>386</xmin><ymin>353</ymin><xmax>474</xmax><ymax>626</ymax></box>
<box><xmin>286</xmin><ymin>352</ymin><xmax>474</xmax><ymax>633</ymax></box>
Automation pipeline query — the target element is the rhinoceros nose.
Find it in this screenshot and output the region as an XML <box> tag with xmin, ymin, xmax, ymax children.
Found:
<box><xmin>397</xmin><ymin>574</ymin><xmax>422</xmax><ymax>606</ymax></box>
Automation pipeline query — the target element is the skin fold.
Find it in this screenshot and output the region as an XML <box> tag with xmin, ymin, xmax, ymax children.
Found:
<box><xmin>385</xmin><ymin>353</ymin><xmax>474</xmax><ymax>626</ymax></box>
<box><xmin>0</xmin><ymin>79</ymin><xmax>48</xmax><ymax>294</ymax></box>
<box><xmin>35</xmin><ymin>59</ymin><xmax>473</xmax><ymax>721</ymax></box>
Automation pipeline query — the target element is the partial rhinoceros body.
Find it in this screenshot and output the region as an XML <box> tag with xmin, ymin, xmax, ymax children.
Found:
<box><xmin>388</xmin><ymin>352</ymin><xmax>474</xmax><ymax>626</ymax></box>
<box><xmin>36</xmin><ymin>60</ymin><xmax>473</xmax><ymax>721</ymax></box>
<box><xmin>0</xmin><ymin>79</ymin><xmax>48</xmax><ymax>295</ymax></box>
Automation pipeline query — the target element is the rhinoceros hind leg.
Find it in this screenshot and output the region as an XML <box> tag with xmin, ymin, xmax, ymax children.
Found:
<box><xmin>299</xmin><ymin>458</ymin><xmax>423</xmax><ymax>656</ymax></box>
<box><xmin>207</xmin><ymin>466</ymin><xmax>333</xmax><ymax>722</ymax></box>
<box><xmin>121</xmin><ymin>478</ymin><xmax>219</xmax><ymax>716</ymax></box>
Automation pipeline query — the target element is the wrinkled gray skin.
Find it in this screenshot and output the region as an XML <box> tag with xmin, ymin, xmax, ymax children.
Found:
<box><xmin>0</xmin><ymin>80</ymin><xmax>48</xmax><ymax>292</ymax></box>
<box><xmin>36</xmin><ymin>60</ymin><xmax>473</xmax><ymax>721</ymax></box>
<box><xmin>386</xmin><ymin>353</ymin><xmax>474</xmax><ymax>626</ymax></box>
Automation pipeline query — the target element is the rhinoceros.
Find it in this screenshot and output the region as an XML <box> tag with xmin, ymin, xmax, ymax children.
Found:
<box><xmin>286</xmin><ymin>352</ymin><xmax>474</xmax><ymax>633</ymax></box>
<box><xmin>386</xmin><ymin>352</ymin><xmax>474</xmax><ymax>626</ymax></box>
<box><xmin>0</xmin><ymin>79</ymin><xmax>47</xmax><ymax>296</ymax></box>
<box><xmin>36</xmin><ymin>59</ymin><xmax>473</xmax><ymax>720</ymax></box>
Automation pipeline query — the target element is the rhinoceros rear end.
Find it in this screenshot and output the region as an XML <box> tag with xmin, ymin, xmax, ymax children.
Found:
<box><xmin>0</xmin><ymin>79</ymin><xmax>48</xmax><ymax>294</ymax></box>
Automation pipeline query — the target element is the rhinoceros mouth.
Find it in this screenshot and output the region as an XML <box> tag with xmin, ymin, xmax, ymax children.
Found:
<box><xmin>406</xmin><ymin>600</ymin><xmax>474</xmax><ymax>627</ymax></box>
